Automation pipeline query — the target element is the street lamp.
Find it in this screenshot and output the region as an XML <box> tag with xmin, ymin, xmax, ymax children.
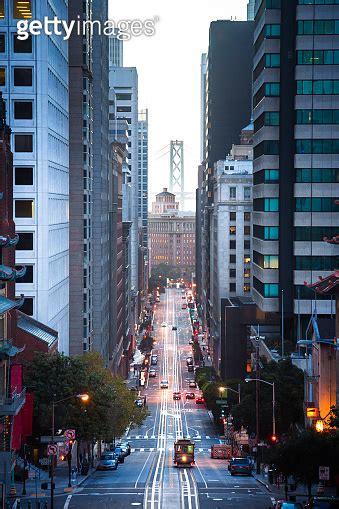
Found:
<box><xmin>50</xmin><ymin>393</ymin><xmax>89</xmax><ymax>509</ymax></box>
<box><xmin>219</xmin><ymin>385</ymin><xmax>241</xmax><ymax>405</ymax></box>
<box><xmin>245</xmin><ymin>377</ymin><xmax>275</xmax><ymax>473</ymax></box>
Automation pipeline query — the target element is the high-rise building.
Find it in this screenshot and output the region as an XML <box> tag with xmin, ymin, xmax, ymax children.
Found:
<box><xmin>109</xmin><ymin>66</ymin><xmax>139</xmax><ymax>330</ymax></box>
<box><xmin>247</xmin><ymin>0</ymin><xmax>255</xmax><ymax>20</ymax></box>
<box><xmin>200</xmin><ymin>54</ymin><xmax>207</xmax><ymax>163</ymax></box>
<box><xmin>252</xmin><ymin>0</ymin><xmax>339</xmax><ymax>338</ymax></box>
<box><xmin>69</xmin><ymin>0</ymin><xmax>94</xmax><ymax>356</ymax></box>
<box><xmin>200</xmin><ymin>20</ymin><xmax>254</xmax><ymax>344</ymax></box>
<box><xmin>0</xmin><ymin>0</ymin><xmax>70</xmax><ymax>353</ymax></box>
<box><xmin>109</xmin><ymin>33</ymin><xmax>123</xmax><ymax>67</ymax></box>
<box><xmin>210</xmin><ymin>126</ymin><xmax>253</xmax><ymax>358</ymax></box>
<box><xmin>138</xmin><ymin>109</ymin><xmax>149</xmax><ymax>249</ymax></box>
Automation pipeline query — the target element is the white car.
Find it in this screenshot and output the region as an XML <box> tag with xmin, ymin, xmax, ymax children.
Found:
<box><xmin>161</xmin><ymin>322</ymin><xmax>167</xmax><ymax>327</ymax></box>
<box><xmin>160</xmin><ymin>379</ymin><xmax>169</xmax><ymax>389</ymax></box>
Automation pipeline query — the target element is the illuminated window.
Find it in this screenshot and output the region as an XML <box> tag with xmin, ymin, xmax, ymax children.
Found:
<box><xmin>13</xmin><ymin>0</ymin><xmax>32</xmax><ymax>19</ymax></box>
<box><xmin>0</xmin><ymin>0</ymin><xmax>4</xmax><ymax>19</ymax></box>
<box><xmin>15</xmin><ymin>199</ymin><xmax>34</xmax><ymax>218</ymax></box>
<box><xmin>244</xmin><ymin>255</ymin><xmax>251</xmax><ymax>264</ymax></box>
<box><xmin>0</xmin><ymin>67</ymin><xmax>4</xmax><ymax>86</ymax></box>
<box><xmin>229</xmin><ymin>226</ymin><xmax>236</xmax><ymax>235</ymax></box>
<box><xmin>244</xmin><ymin>284</ymin><xmax>251</xmax><ymax>293</ymax></box>
<box><xmin>244</xmin><ymin>269</ymin><xmax>251</xmax><ymax>278</ymax></box>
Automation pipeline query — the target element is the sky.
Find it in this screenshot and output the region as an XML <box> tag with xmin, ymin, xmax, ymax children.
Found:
<box><xmin>108</xmin><ymin>0</ymin><xmax>248</xmax><ymax>209</ymax></box>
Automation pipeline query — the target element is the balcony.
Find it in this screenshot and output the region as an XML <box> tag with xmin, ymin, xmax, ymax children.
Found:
<box><xmin>0</xmin><ymin>388</ymin><xmax>26</xmax><ymax>416</ymax></box>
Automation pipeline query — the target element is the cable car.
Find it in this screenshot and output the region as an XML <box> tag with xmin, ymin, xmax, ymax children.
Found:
<box><xmin>173</xmin><ymin>439</ymin><xmax>195</xmax><ymax>467</ymax></box>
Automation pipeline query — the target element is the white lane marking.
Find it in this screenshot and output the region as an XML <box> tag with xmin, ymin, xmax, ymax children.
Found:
<box><xmin>64</xmin><ymin>494</ymin><xmax>73</xmax><ymax>509</ymax></box>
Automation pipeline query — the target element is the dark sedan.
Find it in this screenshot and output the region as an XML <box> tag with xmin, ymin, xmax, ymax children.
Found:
<box><xmin>228</xmin><ymin>457</ymin><xmax>252</xmax><ymax>476</ymax></box>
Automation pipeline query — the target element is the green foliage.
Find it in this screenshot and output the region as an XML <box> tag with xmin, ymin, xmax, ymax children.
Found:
<box><xmin>148</xmin><ymin>264</ymin><xmax>182</xmax><ymax>291</ymax></box>
<box><xmin>268</xmin><ymin>429</ymin><xmax>339</xmax><ymax>495</ymax></box>
<box><xmin>139</xmin><ymin>335</ymin><xmax>154</xmax><ymax>354</ymax></box>
<box><xmin>231</xmin><ymin>359</ymin><xmax>304</xmax><ymax>439</ymax></box>
<box><xmin>24</xmin><ymin>351</ymin><xmax>148</xmax><ymax>442</ymax></box>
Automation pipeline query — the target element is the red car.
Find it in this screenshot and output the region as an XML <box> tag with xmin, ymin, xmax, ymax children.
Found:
<box><xmin>195</xmin><ymin>396</ymin><xmax>205</xmax><ymax>404</ymax></box>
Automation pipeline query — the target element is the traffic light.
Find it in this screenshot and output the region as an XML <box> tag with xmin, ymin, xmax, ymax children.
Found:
<box><xmin>270</xmin><ymin>434</ymin><xmax>277</xmax><ymax>443</ymax></box>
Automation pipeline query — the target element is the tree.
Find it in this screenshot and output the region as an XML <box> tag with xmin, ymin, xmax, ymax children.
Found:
<box><xmin>24</xmin><ymin>352</ymin><xmax>148</xmax><ymax>444</ymax></box>
<box><xmin>231</xmin><ymin>359</ymin><xmax>304</xmax><ymax>439</ymax></box>
<box><xmin>268</xmin><ymin>429</ymin><xmax>339</xmax><ymax>497</ymax></box>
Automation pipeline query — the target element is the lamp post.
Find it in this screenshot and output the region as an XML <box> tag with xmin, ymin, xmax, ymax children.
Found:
<box><xmin>220</xmin><ymin>384</ymin><xmax>241</xmax><ymax>404</ymax></box>
<box><xmin>50</xmin><ymin>393</ymin><xmax>89</xmax><ymax>509</ymax></box>
<box><xmin>245</xmin><ymin>377</ymin><xmax>276</xmax><ymax>473</ymax></box>
<box><xmin>249</xmin><ymin>332</ymin><xmax>265</xmax><ymax>474</ymax></box>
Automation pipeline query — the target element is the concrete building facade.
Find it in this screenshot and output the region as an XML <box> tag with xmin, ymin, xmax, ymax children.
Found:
<box><xmin>0</xmin><ymin>0</ymin><xmax>70</xmax><ymax>353</ymax></box>
<box><xmin>138</xmin><ymin>109</ymin><xmax>149</xmax><ymax>250</ymax></box>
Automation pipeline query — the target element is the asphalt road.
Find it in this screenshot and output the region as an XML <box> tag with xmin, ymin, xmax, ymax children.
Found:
<box><xmin>50</xmin><ymin>288</ymin><xmax>274</xmax><ymax>508</ymax></box>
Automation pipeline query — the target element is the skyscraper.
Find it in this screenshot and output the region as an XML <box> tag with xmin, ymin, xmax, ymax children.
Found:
<box><xmin>247</xmin><ymin>0</ymin><xmax>255</xmax><ymax>21</ymax></box>
<box><xmin>1</xmin><ymin>0</ymin><xmax>70</xmax><ymax>353</ymax></box>
<box><xmin>252</xmin><ymin>0</ymin><xmax>339</xmax><ymax>338</ymax></box>
<box><xmin>200</xmin><ymin>20</ymin><xmax>254</xmax><ymax>344</ymax></box>
<box><xmin>138</xmin><ymin>109</ymin><xmax>149</xmax><ymax>249</ymax></box>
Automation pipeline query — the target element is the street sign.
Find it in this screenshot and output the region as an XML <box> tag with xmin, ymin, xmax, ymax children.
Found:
<box><xmin>319</xmin><ymin>466</ymin><xmax>330</xmax><ymax>481</ymax></box>
<box><xmin>65</xmin><ymin>429</ymin><xmax>76</xmax><ymax>440</ymax></box>
<box><xmin>47</xmin><ymin>444</ymin><xmax>58</xmax><ymax>456</ymax></box>
<box><xmin>216</xmin><ymin>400</ymin><xmax>228</xmax><ymax>405</ymax></box>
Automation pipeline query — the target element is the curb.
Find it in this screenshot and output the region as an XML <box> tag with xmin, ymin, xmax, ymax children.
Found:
<box><xmin>253</xmin><ymin>475</ymin><xmax>272</xmax><ymax>492</ymax></box>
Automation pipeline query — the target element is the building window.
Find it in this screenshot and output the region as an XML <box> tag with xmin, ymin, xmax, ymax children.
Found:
<box><xmin>229</xmin><ymin>283</ymin><xmax>236</xmax><ymax>292</ymax></box>
<box><xmin>244</xmin><ymin>187</ymin><xmax>251</xmax><ymax>200</ymax></box>
<box><xmin>15</xmin><ymin>264</ymin><xmax>33</xmax><ymax>283</ymax></box>
<box><xmin>265</xmin><ymin>284</ymin><xmax>278</xmax><ymax>298</ymax></box>
<box><xmin>244</xmin><ymin>226</ymin><xmax>251</xmax><ymax>235</ymax></box>
<box><xmin>230</xmin><ymin>269</ymin><xmax>236</xmax><ymax>278</ymax></box>
<box><xmin>230</xmin><ymin>254</ymin><xmax>236</xmax><ymax>263</ymax></box>
<box><xmin>230</xmin><ymin>212</ymin><xmax>236</xmax><ymax>221</ymax></box>
<box><xmin>297</xmin><ymin>80</ymin><xmax>339</xmax><ymax>95</ymax></box>
<box><xmin>296</xmin><ymin>109</ymin><xmax>339</xmax><ymax>125</ymax></box>
<box><xmin>116</xmin><ymin>93</ymin><xmax>131</xmax><ymax>100</ymax></box>
<box><xmin>244</xmin><ymin>254</ymin><xmax>251</xmax><ymax>264</ymax></box>
<box><xmin>265</xmin><ymin>198</ymin><xmax>279</xmax><ymax>212</ymax></box>
<box><xmin>295</xmin><ymin>256</ymin><xmax>338</xmax><ymax>271</ymax></box>
<box><xmin>13</xmin><ymin>0</ymin><xmax>32</xmax><ymax>19</ymax></box>
<box><xmin>0</xmin><ymin>34</ymin><xmax>5</xmax><ymax>53</ymax></box>
<box><xmin>265</xmin><ymin>24</ymin><xmax>281</xmax><ymax>37</ymax></box>
<box><xmin>230</xmin><ymin>240</ymin><xmax>236</xmax><ymax>250</ymax></box>
<box><xmin>244</xmin><ymin>212</ymin><xmax>251</xmax><ymax>221</ymax></box>
<box><xmin>295</xmin><ymin>197</ymin><xmax>339</xmax><ymax>212</ymax></box>
<box><xmin>244</xmin><ymin>284</ymin><xmax>251</xmax><ymax>293</ymax></box>
<box><xmin>229</xmin><ymin>226</ymin><xmax>236</xmax><ymax>235</ymax></box>
<box><xmin>117</xmin><ymin>106</ymin><xmax>131</xmax><ymax>113</ymax></box>
<box><xmin>14</xmin><ymin>199</ymin><xmax>34</xmax><ymax>218</ymax></box>
<box><xmin>229</xmin><ymin>187</ymin><xmax>236</xmax><ymax>199</ymax></box>
<box><xmin>296</xmin><ymin>168</ymin><xmax>339</xmax><ymax>183</ymax></box>
<box><xmin>296</xmin><ymin>139</ymin><xmax>339</xmax><ymax>154</ymax></box>
<box><xmin>14</xmin><ymin>101</ymin><xmax>33</xmax><ymax>119</ymax></box>
<box><xmin>16</xmin><ymin>232</ymin><xmax>33</xmax><ymax>250</ymax></box>
<box><xmin>265</xmin><ymin>53</ymin><xmax>280</xmax><ymax>68</ymax></box>
<box><xmin>0</xmin><ymin>1</ymin><xmax>4</xmax><ymax>19</ymax></box>
<box><xmin>14</xmin><ymin>67</ymin><xmax>32</xmax><ymax>86</ymax></box>
<box><xmin>13</xmin><ymin>34</ymin><xmax>32</xmax><ymax>52</ymax></box>
<box><xmin>14</xmin><ymin>134</ymin><xmax>33</xmax><ymax>152</ymax></box>
<box><xmin>254</xmin><ymin>140</ymin><xmax>279</xmax><ymax>158</ymax></box>
<box><xmin>297</xmin><ymin>50</ymin><xmax>339</xmax><ymax>65</ymax></box>
<box><xmin>298</xmin><ymin>0</ymin><xmax>339</xmax><ymax>3</ymax></box>
<box><xmin>244</xmin><ymin>240</ymin><xmax>250</xmax><ymax>250</ymax></box>
<box><xmin>265</xmin><ymin>83</ymin><xmax>280</xmax><ymax>96</ymax></box>
<box><xmin>264</xmin><ymin>255</ymin><xmax>279</xmax><ymax>269</ymax></box>
<box><xmin>14</xmin><ymin>167</ymin><xmax>33</xmax><ymax>185</ymax></box>
<box><xmin>0</xmin><ymin>67</ymin><xmax>5</xmax><ymax>86</ymax></box>
<box><xmin>19</xmin><ymin>297</ymin><xmax>33</xmax><ymax>316</ymax></box>
<box><xmin>244</xmin><ymin>269</ymin><xmax>251</xmax><ymax>278</ymax></box>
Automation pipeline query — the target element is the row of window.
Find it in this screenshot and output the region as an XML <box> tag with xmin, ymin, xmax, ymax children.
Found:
<box><xmin>298</xmin><ymin>0</ymin><xmax>339</xmax><ymax>3</ymax></box>
<box><xmin>295</xmin><ymin>226</ymin><xmax>338</xmax><ymax>241</ymax></box>
<box><xmin>230</xmin><ymin>283</ymin><xmax>251</xmax><ymax>293</ymax></box>
<box><xmin>253</xmin><ymin>225</ymin><xmax>279</xmax><ymax>240</ymax></box>
<box><xmin>295</xmin><ymin>256</ymin><xmax>339</xmax><ymax>270</ymax></box>
<box><xmin>0</xmin><ymin>0</ymin><xmax>32</xmax><ymax>19</ymax></box>
<box><xmin>254</xmin><ymin>111</ymin><xmax>280</xmax><ymax>131</ymax></box>
<box><xmin>254</xmin><ymin>168</ymin><xmax>338</xmax><ymax>185</ymax></box>
<box><xmin>229</xmin><ymin>226</ymin><xmax>251</xmax><ymax>236</ymax></box>
<box><xmin>254</xmin><ymin>24</ymin><xmax>281</xmax><ymax>53</ymax></box>
<box><xmin>297</xmin><ymin>20</ymin><xmax>339</xmax><ymax>35</ymax></box>
<box><xmin>254</xmin><ymin>251</ymin><xmax>279</xmax><ymax>269</ymax></box>
<box><xmin>297</xmin><ymin>50</ymin><xmax>339</xmax><ymax>66</ymax></box>
<box><xmin>296</xmin><ymin>109</ymin><xmax>339</xmax><ymax>125</ymax></box>
<box><xmin>0</xmin><ymin>33</ymin><xmax>32</xmax><ymax>53</ymax></box>
<box><xmin>296</xmin><ymin>139</ymin><xmax>339</xmax><ymax>154</ymax></box>
<box><xmin>230</xmin><ymin>212</ymin><xmax>251</xmax><ymax>221</ymax></box>
<box><xmin>253</xmin><ymin>277</ymin><xmax>279</xmax><ymax>298</ymax></box>
<box><xmin>229</xmin><ymin>268</ymin><xmax>251</xmax><ymax>279</ymax></box>
<box><xmin>230</xmin><ymin>240</ymin><xmax>251</xmax><ymax>250</ymax></box>
<box><xmin>229</xmin><ymin>187</ymin><xmax>251</xmax><ymax>200</ymax></box>
<box><xmin>297</xmin><ymin>80</ymin><xmax>339</xmax><ymax>95</ymax></box>
<box><xmin>254</xmin><ymin>197</ymin><xmax>339</xmax><ymax>212</ymax></box>
<box><xmin>229</xmin><ymin>254</ymin><xmax>251</xmax><ymax>264</ymax></box>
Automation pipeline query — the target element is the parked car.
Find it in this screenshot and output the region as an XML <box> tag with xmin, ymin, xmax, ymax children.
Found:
<box><xmin>160</xmin><ymin>379</ymin><xmax>169</xmax><ymax>388</ymax></box>
<box><xmin>173</xmin><ymin>391</ymin><xmax>181</xmax><ymax>400</ymax></box>
<box><xmin>172</xmin><ymin>326</ymin><xmax>177</xmax><ymax>331</ymax></box>
<box><xmin>96</xmin><ymin>452</ymin><xmax>118</xmax><ymax>471</ymax></box>
<box><xmin>187</xmin><ymin>365</ymin><xmax>194</xmax><ymax>372</ymax></box>
<box><xmin>116</xmin><ymin>442</ymin><xmax>131</xmax><ymax>457</ymax></box>
<box><xmin>185</xmin><ymin>392</ymin><xmax>195</xmax><ymax>400</ymax></box>
<box><xmin>189</xmin><ymin>381</ymin><xmax>197</xmax><ymax>388</ymax></box>
<box><xmin>228</xmin><ymin>457</ymin><xmax>252</xmax><ymax>476</ymax></box>
<box><xmin>186</xmin><ymin>356</ymin><xmax>193</xmax><ymax>365</ymax></box>
<box><xmin>305</xmin><ymin>498</ymin><xmax>339</xmax><ymax>509</ymax></box>
<box><xmin>134</xmin><ymin>399</ymin><xmax>144</xmax><ymax>408</ymax></box>
<box><xmin>161</xmin><ymin>322</ymin><xmax>167</xmax><ymax>327</ymax></box>
<box><xmin>114</xmin><ymin>447</ymin><xmax>125</xmax><ymax>464</ymax></box>
<box><xmin>149</xmin><ymin>368</ymin><xmax>157</xmax><ymax>377</ymax></box>
<box><xmin>151</xmin><ymin>355</ymin><xmax>158</xmax><ymax>365</ymax></box>
<box><xmin>195</xmin><ymin>395</ymin><xmax>205</xmax><ymax>404</ymax></box>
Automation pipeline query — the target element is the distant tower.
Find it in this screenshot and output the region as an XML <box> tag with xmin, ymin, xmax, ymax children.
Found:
<box><xmin>247</xmin><ymin>0</ymin><xmax>255</xmax><ymax>20</ymax></box>
<box><xmin>169</xmin><ymin>140</ymin><xmax>184</xmax><ymax>210</ymax></box>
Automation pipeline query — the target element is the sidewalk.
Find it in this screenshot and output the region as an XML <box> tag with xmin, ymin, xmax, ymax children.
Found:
<box><xmin>14</xmin><ymin>461</ymin><xmax>95</xmax><ymax>501</ymax></box>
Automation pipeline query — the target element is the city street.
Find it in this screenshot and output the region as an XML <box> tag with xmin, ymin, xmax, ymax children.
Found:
<box><xmin>52</xmin><ymin>289</ymin><xmax>273</xmax><ymax>508</ymax></box>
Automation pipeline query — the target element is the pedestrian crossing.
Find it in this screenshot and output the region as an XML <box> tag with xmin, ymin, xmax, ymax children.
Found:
<box><xmin>126</xmin><ymin>435</ymin><xmax>217</xmax><ymax>440</ymax></box>
<box><xmin>130</xmin><ymin>447</ymin><xmax>212</xmax><ymax>453</ymax></box>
